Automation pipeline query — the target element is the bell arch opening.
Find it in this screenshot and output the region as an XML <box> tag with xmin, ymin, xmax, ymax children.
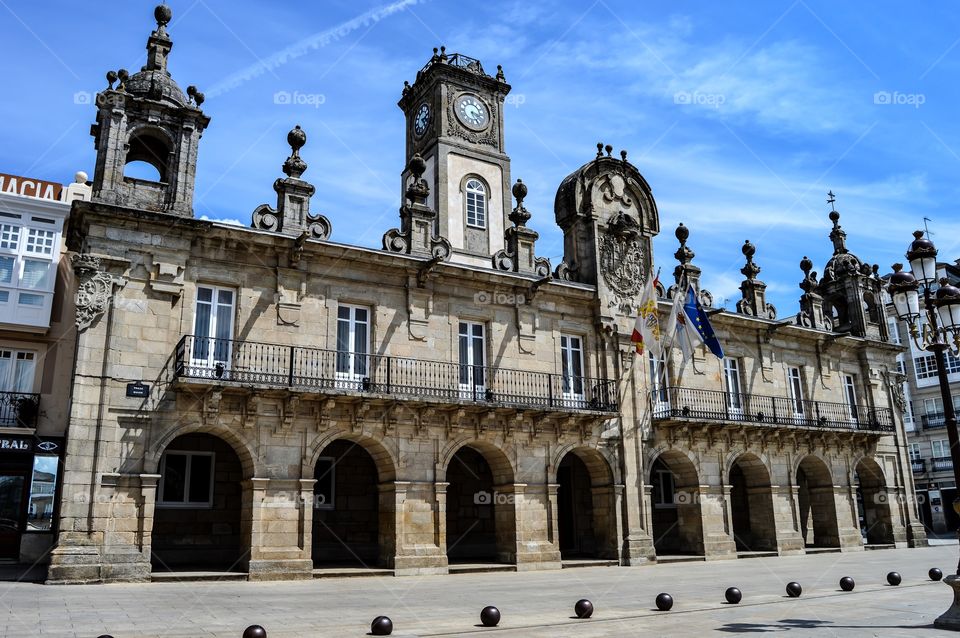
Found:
<box><xmin>124</xmin><ymin>129</ymin><xmax>171</xmax><ymax>183</ymax></box>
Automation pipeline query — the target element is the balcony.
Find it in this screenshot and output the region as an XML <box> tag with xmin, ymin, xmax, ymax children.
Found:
<box><xmin>650</xmin><ymin>387</ymin><xmax>894</xmax><ymax>433</ymax></box>
<box><xmin>911</xmin><ymin>459</ymin><xmax>925</xmax><ymax>474</ymax></box>
<box><xmin>171</xmin><ymin>336</ymin><xmax>618</xmax><ymax>413</ymax></box>
<box><xmin>0</xmin><ymin>391</ymin><xmax>40</xmax><ymax>428</ymax></box>
<box><xmin>931</xmin><ymin>456</ymin><xmax>954</xmax><ymax>472</ymax></box>
<box><xmin>922</xmin><ymin>412</ymin><xmax>947</xmax><ymax>429</ymax></box>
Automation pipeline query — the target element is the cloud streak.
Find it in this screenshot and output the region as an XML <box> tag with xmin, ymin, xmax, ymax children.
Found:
<box><xmin>207</xmin><ymin>0</ymin><xmax>425</xmax><ymax>97</ymax></box>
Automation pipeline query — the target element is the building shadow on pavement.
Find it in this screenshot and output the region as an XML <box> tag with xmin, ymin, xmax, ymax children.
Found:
<box><xmin>717</xmin><ymin>619</ymin><xmax>937</xmax><ymax>633</ymax></box>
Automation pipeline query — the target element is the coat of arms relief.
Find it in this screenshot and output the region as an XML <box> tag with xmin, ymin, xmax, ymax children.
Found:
<box><xmin>594</xmin><ymin>175</ymin><xmax>649</xmax><ymax>312</ymax></box>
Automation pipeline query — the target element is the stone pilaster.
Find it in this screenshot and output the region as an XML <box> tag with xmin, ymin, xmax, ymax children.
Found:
<box><xmin>512</xmin><ymin>483</ymin><xmax>562</xmax><ymax>570</ymax></box>
<box><xmin>771</xmin><ymin>485</ymin><xmax>805</xmax><ymax>554</ymax></box>
<box><xmin>245</xmin><ymin>478</ymin><xmax>313</xmax><ymax>581</ymax></box>
<box><xmin>698</xmin><ymin>485</ymin><xmax>737</xmax><ymax>560</ymax></box>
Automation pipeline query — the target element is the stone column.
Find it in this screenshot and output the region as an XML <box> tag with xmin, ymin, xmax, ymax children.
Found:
<box><xmin>592</xmin><ymin>484</ymin><xmax>622</xmax><ymax>560</ymax></box>
<box><xmin>698</xmin><ymin>485</ymin><xmax>737</xmax><ymax>560</ymax></box>
<box><xmin>393</xmin><ymin>480</ymin><xmax>447</xmax><ymax>576</ymax></box>
<box><xmin>546</xmin><ymin>482</ymin><xmax>560</xmax><ymax>553</ymax></box>
<box><xmin>244</xmin><ymin>478</ymin><xmax>313</xmax><ymax>581</ymax></box>
<box><xmin>505</xmin><ymin>482</ymin><xmax>562</xmax><ymax>570</ymax></box>
<box><xmin>770</xmin><ymin>485</ymin><xmax>804</xmax><ymax>554</ymax></box>
<box><xmin>837</xmin><ymin>483</ymin><xmax>865</xmax><ymax>550</ymax></box>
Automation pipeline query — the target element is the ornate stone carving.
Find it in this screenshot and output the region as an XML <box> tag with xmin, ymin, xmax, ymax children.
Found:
<box><xmin>599</xmin><ymin>214</ymin><xmax>645</xmax><ymax>299</ymax></box>
<box><xmin>886</xmin><ymin>371</ymin><xmax>907</xmax><ymax>414</ymax></box>
<box><xmin>492</xmin><ymin>179</ymin><xmax>551</xmax><ymax>277</ymax></box>
<box><xmin>735</xmin><ymin>239</ymin><xmax>777</xmax><ymax>320</ymax></box>
<box><xmin>383</xmin><ymin>154</ymin><xmax>452</xmax><ymax>261</ymax></box>
<box><xmin>72</xmin><ymin>254</ymin><xmax>125</xmax><ymax>333</ymax></box>
<box><xmin>444</xmin><ymin>91</ymin><xmax>498</xmax><ymax>147</ymax></box>
<box><xmin>553</xmin><ymin>260</ymin><xmax>576</xmax><ymax>281</ymax></box>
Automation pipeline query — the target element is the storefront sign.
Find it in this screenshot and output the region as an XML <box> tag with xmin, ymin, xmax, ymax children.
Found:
<box><xmin>0</xmin><ymin>173</ymin><xmax>63</xmax><ymax>201</ymax></box>
<box><xmin>0</xmin><ymin>437</ymin><xmax>33</xmax><ymax>452</ymax></box>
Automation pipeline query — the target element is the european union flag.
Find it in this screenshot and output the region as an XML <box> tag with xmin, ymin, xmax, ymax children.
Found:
<box><xmin>682</xmin><ymin>286</ymin><xmax>724</xmax><ymax>359</ymax></box>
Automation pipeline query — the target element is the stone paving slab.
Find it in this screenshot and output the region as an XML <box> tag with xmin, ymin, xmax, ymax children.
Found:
<box><xmin>0</xmin><ymin>545</ymin><xmax>957</xmax><ymax>637</ymax></box>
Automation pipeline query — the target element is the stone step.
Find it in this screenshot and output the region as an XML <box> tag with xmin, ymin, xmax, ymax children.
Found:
<box><xmin>656</xmin><ymin>555</ymin><xmax>706</xmax><ymax>564</ymax></box>
<box><xmin>864</xmin><ymin>543</ymin><xmax>896</xmax><ymax>551</ymax></box>
<box><xmin>561</xmin><ymin>559</ymin><xmax>620</xmax><ymax>569</ymax></box>
<box><xmin>151</xmin><ymin>571</ymin><xmax>248</xmax><ymax>582</ymax></box>
<box><xmin>448</xmin><ymin>563</ymin><xmax>517</xmax><ymax>574</ymax></box>
<box><xmin>805</xmin><ymin>547</ymin><xmax>842</xmax><ymax>554</ymax></box>
<box><xmin>313</xmin><ymin>567</ymin><xmax>394</xmax><ymax>579</ymax></box>
<box><xmin>736</xmin><ymin>551</ymin><xmax>779</xmax><ymax>559</ymax></box>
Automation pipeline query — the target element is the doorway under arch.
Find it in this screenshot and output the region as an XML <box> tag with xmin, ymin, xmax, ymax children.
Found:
<box><xmin>855</xmin><ymin>457</ymin><xmax>895</xmax><ymax>545</ymax></box>
<box><xmin>444</xmin><ymin>444</ymin><xmax>516</xmax><ymax>565</ymax></box>
<box><xmin>650</xmin><ymin>450</ymin><xmax>704</xmax><ymax>556</ymax></box>
<box><xmin>729</xmin><ymin>453</ymin><xmax>777</xmax><ymax>552</ymax></box>
<box><xmin>151</xmin><ymin>433</ymin><xmax>246</xmax><ymax>572</ymax></box>
<box><xmin>796</xmin><ymin>455</ymin><xmax>840</xmax><ymax>548</ymax></box>
<box><xmin>556</xmin><ymin>448</ymin><xmax>618</xmax><ymax>560</ymax></box>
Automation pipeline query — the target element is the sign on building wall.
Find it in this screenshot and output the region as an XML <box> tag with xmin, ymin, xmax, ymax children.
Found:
<box><xmin>0</xmin><ymin>173</ymin><xmax>63</xmax><ymax>201</ymax></box>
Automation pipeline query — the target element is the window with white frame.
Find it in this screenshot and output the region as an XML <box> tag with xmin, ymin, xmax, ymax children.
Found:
<box><xmin>458</xmin><ymin>321</ymin><xmax>486</xmax><ymax>397</ymax></box>
<box><xmin>191</xmin><ymin>286</ymin><xmax>235</xmax><ymax>368</ymax></box>
<box><xmin>723</xmin><ymin>357</ymin><xmax>743</xmax><ymax>412</ymax></box>
<box><xmin>915</xmin><ymin>353</ymin><xmax>960</xmax><ymax>380</ymax></box>
<box><xmin>649</xmin><ymin>351</ymin><xmax>669</xmax><ymax>408</ymax></box>
<box><xmin>843</xmin><ymin>374</ymin><xmax>859</xmax><ymax>422</ymax></box>
<box><xmin>465</xmin><ymin>178</ymin><xmax>486</xmax><ymax>228</ymax></box>
<box><xmin>157</xmin><ymin>451</ymin><xmax>214</xmax><ymax>507</ymax></box>
<box><xmin>0</xmin><ymin>350</ymin><xmax>36</xmax><ymax>393</ymax></box>
<box><xmin>0</xmin><ymin>212</ymin><xmax>61</xmax><ymax>313</ymax></box>
<box><xmin>887</xmin><ymin>318</ymin><xmax>901</xmax><ymax>344</ymax></box>
<box><xmin>933</xmin><ymin>439</ymin><xmax>951</xmax><ymax>458</ymax></box>
<box><xmin>336</xmin><ymin>304</ymin><xmax>370</xmax><ymax>380</ymax></box>
<box><xmin>908</xmin><ymin>443</ymin><xmax>921</xmax><ymax>461</ymax></box>
<box><xmin>560</xmin><ymin>335</ymin><xmax>584</xmax><ymax>400</ymax></box>
<box><xmin>787</xmin><ymin>367</ymin><xmax>804</xmax><ymax>417</ymax></box>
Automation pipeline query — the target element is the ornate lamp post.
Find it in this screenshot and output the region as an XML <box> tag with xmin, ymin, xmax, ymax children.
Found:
<box><xmin>887</xmin><ymin>231</ymin><xmax>960</xmax><ymax>629</ymax></box>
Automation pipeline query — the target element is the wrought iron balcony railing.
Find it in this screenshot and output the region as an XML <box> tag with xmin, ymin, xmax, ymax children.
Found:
<box><xmin>0</xmin><ymin>391</ymin><xmax>40</xmax><ymax>428</ymax></box>
<box><xmin>931</xmin><ymin>456</ymin><xmax>953</xmax><ymax>472</ymax></box>
<box><xmin>911</xmin><ymin>459</ymin><xmax>925</xmax><ymax>474</ymax></box>
<box><xmin>172</xmin><ymin>336</ymin><xmax>617</xmax><ymax>413</ymax></box>
<box><xmin>922</xmin><ymin>412</ymin><xmax>946</xmax><ymax>429</ymax></box>
<box><xmin>650</xmin><ymin>386</ymin><xmax>894</xmax><ymax>433</ymax></box>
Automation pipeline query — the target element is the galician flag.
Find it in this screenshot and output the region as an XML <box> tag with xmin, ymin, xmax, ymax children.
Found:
<box><xmin>631</xmin><ymin>271</ymin><xmax>662</xmax><ymax>357</ymax></box>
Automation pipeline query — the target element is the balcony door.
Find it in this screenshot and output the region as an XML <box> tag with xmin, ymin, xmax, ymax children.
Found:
<box><xmin>459</xmin><ymin>321</ymin><xmax>485</xmax><ymax>400</ymax></box>
<box><xmin>787</xmin><ymin>367</ymin><xmax>805</xmax><ymax>424</ymax></box>
<box><xmin>649</xmin><ymin>351</ymin><xmax>670</xmax><ymax>416</ymax></box>
<box><xmin>560</xmin><ymin>335</ymin><xmax>584</xmax><ymax>406</ymax></box>
<box><xmin>0</xmin><ymin>350</ymin><xmax>36</xmax><ymax>427</ymax></box>
<box><xmin>723</xmin><ymin>358</ymin><xmax>743</xmax><ymax>418</ymax></box>
<box><xmin>843</xmin><ymin>374</ymin><xmax>859</xmax><ymax>425</ymax></box>
<box><xmin>191</xmin><ymin>286</ymin><xmax>235</xmax><ymax>372</ymax></box>
<box><xmin>336</xmin><ymin>305</ymin><xmax>370</xmax><ymax>388</ymax></box>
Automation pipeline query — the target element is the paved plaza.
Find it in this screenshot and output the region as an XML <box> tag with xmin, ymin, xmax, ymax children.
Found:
<box><xmin>0</xmin><ymin>544</ymin><xmax>957</xmax><ymax>637</ymax></box>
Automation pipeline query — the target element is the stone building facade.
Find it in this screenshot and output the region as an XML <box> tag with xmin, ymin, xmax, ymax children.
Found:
<box><xmin>48</xmin><ymin>6</ymin><xmax>925</xmax><ymax>583</ymax></box>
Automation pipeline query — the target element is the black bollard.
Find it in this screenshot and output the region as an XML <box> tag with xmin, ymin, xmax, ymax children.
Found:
<box><xmin>242</xmin><ymin>626</ymin><xmax>266</xmax><ymax>638</ymax></box>
<box><xmin>786</xmin><ymin>582</ymin><xmax>802</xmax><ymax>597</ymax></box>
<box><xmin>655</xmin><ymin>593</ymin><xmax>674</xmax><ymax>611</ymax></box>
<box><xmin>574</xmin><ymin>599</ymin><xmax>594</xmax><ymax>619</ymax></box>
<box><xmin>724</xmin><ymin>587</ymin><xmax>742</xmax><ymax>604</ymax></box>
<box><xmin>839</xmin><ymin>577</ymin><xmax>855</xmax><ymax>591</ymax></box>
<box><xmin>931</xmin><ymin>568</ymin><xmax>944</xmax><ymax>581</ymax></box>
<box><xmin>480</xmin><ymin>606</ymin><xmax>501</xmax><ymax>627</ymax></box>
<box><xmin>371</xmin><ymin>616</ymin><xmax>393</xmax><ymax>636</ymax></box>
<box><xmin>887</xmin><ymin>572</ymin><xmax>901</xmax><ymax>586</ymax></box>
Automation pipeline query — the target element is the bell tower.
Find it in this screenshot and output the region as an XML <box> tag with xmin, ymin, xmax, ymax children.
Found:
<box><xmin>398</xmin><ymin>47</ymin><xmax>512</xmax><ymax>267</ymax></box>
<box><xmin>89</xmin><ymin>4</ymin><xmax>209</xmax><ymax>217</ymax></box>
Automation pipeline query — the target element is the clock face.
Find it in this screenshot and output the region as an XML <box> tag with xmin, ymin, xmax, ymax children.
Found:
<box><xmin>455</xmin><ymin>94</ymin><xmax>489</xmax><ymax>130</ymax></box>
<box><xmin>413</xmin><ymin>103</ymin><xmax>430</xmax><ymax>137</ymax></box>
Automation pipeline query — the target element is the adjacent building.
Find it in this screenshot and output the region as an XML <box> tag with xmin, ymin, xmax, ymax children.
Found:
<box><xmin>47</xmin><ymin>5</ymin><xmax>925</xmax><ymax>584</ymax></box>
<box><xmin>0</xmin><ymin>170</ymin><xmax>90</xmax><ymax>563</ymax></box>
<box><xmin>887</xmin><ymin>258</ymin><xmax>960</xmax><ymax>534</ymax></box>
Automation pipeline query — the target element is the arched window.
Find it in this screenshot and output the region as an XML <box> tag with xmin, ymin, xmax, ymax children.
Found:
<box><xmin>465</xmin><ymin>178</ymin><xmax>486</xmax><ymax>228</ymax></box>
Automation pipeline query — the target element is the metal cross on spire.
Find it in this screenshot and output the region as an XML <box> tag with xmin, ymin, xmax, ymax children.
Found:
<box><xmin>827</xmin><ymin>190</ymin><xmax>837</xmax><ymax>212</ymax></box>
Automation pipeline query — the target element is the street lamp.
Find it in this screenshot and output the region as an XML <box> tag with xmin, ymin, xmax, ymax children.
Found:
<box><xmin>887</xmin><ymin>231</ymin><xmax>960</xmax><ymax>630</ymax></box>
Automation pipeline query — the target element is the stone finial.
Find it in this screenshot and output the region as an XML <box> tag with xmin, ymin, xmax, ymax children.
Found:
<box><xmin>508</xmin><ymin>179</ymin><xmax>531</xmax><ymax>227</ymax></box>
<box><xmin>405</xmin><ymin>153</ymin><xmax>430</xmax><ymax>207</ymax></box>
<box><xmin>673</xmin><ymin>222</ymin><xmax>701</xmax><ymax>290</ymax></box>
<box><xmin>186</xmin><ymin>85</ymin><xmax>204</xmax><ymax>107</ymax></box>
<box><xmin>282</xmin><ymin>125</ymin><xmax>308</xmax><ymax>178</ymax></box>
<box><xmin>596</xmin><ymin>142</ymin><xmax>604</xmax><ymax>158</ymax></box>
<box><xmin>620</xmin><ymin>149</ymin><xmax>628</xmax><ymax>162</ymax></box>
<box><xmin>439</xmin><ymin>45</ymin><xmax>448</xmax><ymax>62</ymax></box>
<box><xmin>827</xmin><ymin>191</ymin><xmax>847</xmax><ymax>255</ymax></box>
<box><xmin>146</xmin><ymin>5</ymin><xmax>173</xmax><ymax>72</ymax></box>
<box><xmin>496</xmin><ymin>64</ymin><xmax>505</xmax><ymax>82</ymax></box>
<box><xmin>604</xmin><ymin>144</ymin><xmax>613</xmax><ymax>157</ymax></box>
<box><xmin>106</xmin><ymin>70</ymin><xmax>118</xmax><ymax>90</ymax></box>
<box><xmin>117</xmin><ymin>69</ymin><xmax>129</xmax><ymax>91</ymax></box>
<box><xmin>154</xmin><ymin>4</ymin><xmax>172</xmax><ymax>30</ymax></box>
<box><xmin>740</xmin><ymin>239</ymin><xmax>760</xmax><ymax>280</ymax></box>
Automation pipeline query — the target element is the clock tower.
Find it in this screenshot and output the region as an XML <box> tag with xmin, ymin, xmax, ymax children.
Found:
<box><xmin>398</xmin><ymin>47</ymin><xmax>512</xmax><ymax>267</ymax></box>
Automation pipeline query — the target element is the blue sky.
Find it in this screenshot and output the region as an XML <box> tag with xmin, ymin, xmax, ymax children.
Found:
<box><xmin>2</xmin><ymin>0</ymin><xmax>960</xmax><ymax>315</ymax></box>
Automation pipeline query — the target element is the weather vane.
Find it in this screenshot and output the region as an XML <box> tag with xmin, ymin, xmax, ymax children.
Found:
<box><xmin>826</xmin><ymin>190</ymin><xmax>836</xmax><ymax>212</ymax></box>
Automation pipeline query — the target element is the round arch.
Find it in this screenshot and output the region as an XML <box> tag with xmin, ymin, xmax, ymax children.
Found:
<box><xmin>551</xmin><ymin>444</ymin><xmax>615</xmax><ymax>486</ymax></box>
<box><xmin>796</xmin><ymin>455</ymin><xmax>841</xmax><ymax>548</ymax></box>
<box><xmin>306</xmin><ymin>430</ymin><xmax>397</xmax><ymax>482</ymax></box>
<box><xmin>555</xmin><ymin>447</ymin><xmax>618</xmax><ymax>560</ymax></box>
<box><xmin>649</xmin><ymin>447</ymin><xmax>704</xmax><ymax>557</ymax></box>
<box><xmin>439</xmin><ymin>439</ymin><xmax>515</xmax><ymax>485</ymax></box>
<box><xmin>728</xmin><ymin>451</ymin><xmax>777</xmax><ymax>552</ymax></box>
<box><xmin>147</xmin><ymin>422</ymin><xmax>257</xmax><ymax>478</ymax></box>
<box><xmin>124</xmin><ymin>125</ymin><xmax>174</xmax><ymax>181</ymax></box>
<box><xmin>855</xmin><ymin>456</ymin><xmax>894</xmax><ymax>545</ymax></box>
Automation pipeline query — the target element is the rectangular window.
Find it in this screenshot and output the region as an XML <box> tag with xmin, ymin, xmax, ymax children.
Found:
<box><xmin>0</xmin><ymin>224</ymin><xmax>19</xmax><ymax>250</ymax></box>
<box><xmin>0</xmin><ymin>256</ymin><xmax>13</xmax><ymax>283</ymax></box>
<box><xmin>887</xmin><ymin>318</ymin><xmax>901</xmax><ymax>344</ymax></box>
<box><xmin>0</xmin><ymin>350</ymin><xmax>36</xmax><ymax>393</ymax></box>
<box><xmin>649</xmin><ymin>351</ymin><xmax>669</xmax><ymax>410</ymax></box>
<box><xmin>18</xmin><ymin>293</ymin><xmax>43</xmax><ymax>306</ymax></box>
<box><xmin>787</xmin><ymin>367</ymin><xmax>804</xmax><ymax>417</ymax></box>
<box><xmin>157</xmin><ymin>451</ymin><xmax>214</xmax><ymax>507</ymax></box>
<box><xmin>313</xmin><ymin>457</ymin><xmax>335</xmax><ymax>509</ymax></box>
<box><xmin>0</xmin><ymin>291</ymin><xmax>8</xmax><ymax>303</ymax></box>
<box><xmin>191</xmin><ymin>285</ymin><xmax>235</xmax><ymax>367</ymax></box>
<box><xmin>27</xmin><ymin>455</ymin><xmax>58</xmax><ymax>531</ymax></box>
<box><xmin>20</xmin><ymin>259</ymin><xmax>49</xmax><ymax>289</ymax></box>
<box><xmin>335</xmin><ymin>304</ymin><xmax>370</xmax><ymax>381</ymax></box>
<box><xmin>561</xmin><ymin>335</ymin><xmax>585</xmax><ymax>401</ymax></box>
<box><xmin>459</xmin><ymin>321</ymin><xmax>486</xmax><ymax>398</ymax></box>
<box><xmin>908</xmin><ymin>443</ymin><xmax>921</xmax><ymax>461</ymax></box>
<box><xmin>723</xmin><ymin>357</ymin><xmax>743</xmax><ymax>413</ymax></box>
<box><xmin>24</xmin><ymin>228</ymin><xmax>55</xmax><ymax>255</ymax></box>
<box><xmin>915</xmin><ymin>353</ymin><xmax>960</xmax><ymax>380</ymax></box>
<box><xmin>843</xmin><ymin>374</ymin><xmax>859</xmax><ymax>422</ymax></box>
<box><xmin>465</xmin><ymin>179</ymin><xmax>486</xmax><ymax>228</ymax></box>
<box><xmin>653</xmin><ymin>469</ymin><xmax>676</xmax><ymax>507</ymax></box>
<box><xmin>933</xmin><ymin>439</ymin><xmax>950</xmax><ymax>458</ymax></box>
